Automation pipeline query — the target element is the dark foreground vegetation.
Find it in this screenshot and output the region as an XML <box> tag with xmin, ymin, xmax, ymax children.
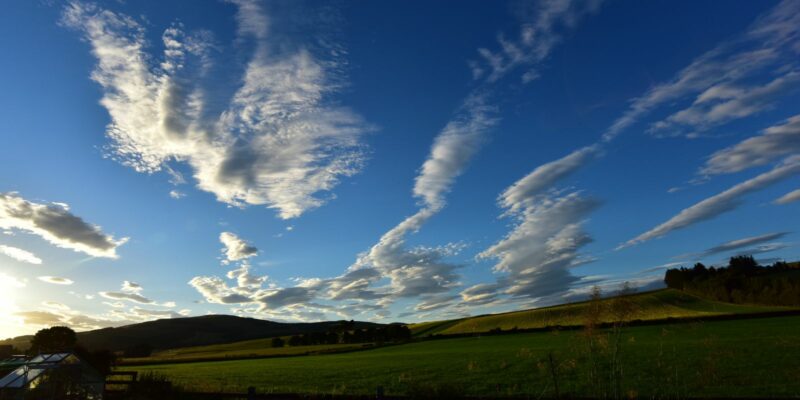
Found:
<box><xmin>665</xmin><ymin>256</ymin><xmax>800</xmax><ymax>306</ymax></box>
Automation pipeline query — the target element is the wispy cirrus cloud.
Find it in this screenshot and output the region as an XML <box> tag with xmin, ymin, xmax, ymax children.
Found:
<box><xmin>0</xmin><ymin>192</ymin><xmax>127</xmax><ymax>258</ymax></box>
<box><xmin>499</xmin><ymin>145</ymin><xmax>601</xmax><ymax>213</ymax></box>
<box><xmin>775</xmin><ymin>189</ymin><xmax>800</xmax><ymax>205</ymax></box>
<box><xmin>701</xmin><ymin>114</ymin><xmax>800</xmax><ymax>176</ymax></box>
<box><xmin>0</xmin><ymin>244</ymin><xmax>42</xmax><ymax>264</ymax></box>
<box><xmin>679</xmin><ymin>232</ymin><xmax>790</xmax><ymax>260</ymax></box>
<box><xmin>621</xmin><ymin>156</ymin><xmax>800</xmax><ymax>248</ymax></box>
<box><xmin>63</xmin><ymin>0</ymin><xmax>370</xmax><ymax>220</ymax></box>
<box><xmin>471</xmin><ymin>0</ymin><xmax>604</xmax><ymax>83</ymax></box>
<box><xmin>479</xmin><ymin>191</ymin><xmax>600</xmax><ymax>303</ymax></box>
<box><xmin>514</xmin><ymin>1</ymin><xmax>800</xmax><ymax>253</ymax></box>
<box><xmin>647</xmin><ymin>71</ymin><xmax>800</xmax><ymax>138</ymax></box>
<box><xmin>604</xmin><ymin>0</ymin><xmax>800</xmax><ymax>141</ymax></box>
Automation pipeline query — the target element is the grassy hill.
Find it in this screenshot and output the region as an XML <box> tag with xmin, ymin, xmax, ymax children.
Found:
<box><xmin>1</xmin><ymin>315</ymin><xmax>382</xmax><ymax>352</ymax></box>
<box><xmin>127</xmin><ymin>315</ymin><xmax>800</xmax><ymax>397</ymax></box>
<box><xmin>122</xmin><ymin>339</ymin><xmax>375</xmax><ymax>365</ymax></box>
<box><xmin>117</xmin><ymin>288</ymin><xmax>795</xmax><ymax>365</ymax></box>
<box><xmin>408</xmin><ymin>289</ymin><xmax>794</xmax><ymax>336</ymax></box>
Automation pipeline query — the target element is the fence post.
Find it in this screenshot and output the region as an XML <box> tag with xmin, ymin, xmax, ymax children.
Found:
<box><xmin>376</xmin><ymin>385</ymin><xmax>384</xmax><ymax>399</ymax></box>
<box><xmin>247</xmin><ymin>386</ymin><xmax>256</xmax><ymax>400</ymax></box>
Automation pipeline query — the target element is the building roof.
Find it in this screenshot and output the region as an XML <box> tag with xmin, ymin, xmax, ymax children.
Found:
<box><xmin>0</xmin><ymin>353</ymin><xmax>100</xmax><ymax>390</ymax></box>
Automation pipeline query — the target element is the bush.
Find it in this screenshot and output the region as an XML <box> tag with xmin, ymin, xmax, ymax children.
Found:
<box><xmin>125</xmin><ymin>372</ymin><xmax>185</xmax><ymax>400</ymax></box>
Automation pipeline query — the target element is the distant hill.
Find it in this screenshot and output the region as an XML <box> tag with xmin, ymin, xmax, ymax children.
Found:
<box><xmin>408</xmin><ymin>289</ymin><xmax>796</xmax><ymax>337</ymax></box>
<box><xmin>1</xmin><ymin>315</ymin><xmax>382</xmax><ymax>352</ymax></box>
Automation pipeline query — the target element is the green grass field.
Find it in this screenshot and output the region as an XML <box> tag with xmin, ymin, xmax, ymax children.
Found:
<box><xmin>123</xmin><ymin>339</ymin><xmax>374</xmax><ymax>365</ymax></box>
<box><xmin>409</xmin><ymin>289</ymin><xmax>793</xmax><ymax>336</ymax></box>
<box><xmin>126</xmin><ymin>316</ymin><xmax>800</xmax><ymax>397</ymax></box>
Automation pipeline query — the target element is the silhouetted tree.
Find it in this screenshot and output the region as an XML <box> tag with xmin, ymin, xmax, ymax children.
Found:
<box><xmin>29</xmin><ymin>326</ymin><xmax>77</xmax><ymax>354</ymax></box>
<box><xmin>663</xmin><ymin>257</ymin><xmax>799</xmax><ymax>306</ymax></box>
<box><xmin>271</xmin><ymin>337</ymin><xmax>285</xmax><ymax>348</ymax></box>
<box><xmin>729</xmin><ymin>255</ymin><xmax>758</xmax><ymax>271</ymax></box>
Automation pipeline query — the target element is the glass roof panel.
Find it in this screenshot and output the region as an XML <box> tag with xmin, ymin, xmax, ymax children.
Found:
<box><xmin>29</xmin><ymin>355</ymin><xmax>47</xmax><ymax>363</ymax></box>
<box><xmin>48</xmin><ymin>353</ymin><xmax>70</xmax><ymax>363</ymax></box>
<box><xmin>0</xmin><ymin>367</ymin><xmax>26</xmax><ymax>388</ymax></box>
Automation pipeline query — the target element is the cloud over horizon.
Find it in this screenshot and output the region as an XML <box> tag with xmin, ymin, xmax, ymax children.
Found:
<box><xmin>622</xmin><ymin>156</ymin><xmax>800</xmax><ymax>248</ymax></box>
<box><xmin>0</xmin><ymin>192</ymin><xmax>127</xmax><ymax>258</ymax></box>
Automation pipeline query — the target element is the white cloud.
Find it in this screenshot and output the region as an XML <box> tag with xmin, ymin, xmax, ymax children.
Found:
<box><xmin>226</xmin><ymin>264</ymin><xmax>266</xmax><ymax>288</ymax></box>
<box><xmin>480</xmin><ymin>191</ymin><xmax>600</xmax><ymax>301</ymax></box>
<box><xmin>41</xmin><ymin>301</ymin><xmax>71</xmax><ymax>311</ymax></box>
<box><xmin>121</xmin><ymin>280</ymin><xmax>142</xmax><ymax>293</ymax></box>
<box><xmin>0</xmin><ymin>244</ymin><xmax>42</xmax><ymax>264</ymax></box>
<box><xmin>473</xmin><ymin>0</ymin><xmax>604</xmax><ymax>82</ymax></box>
<box><xmin>188</xmin><ymin>275</ymin><xmax>259</xmax><ymax>305</ymax></box>
<box><xmin>63</xmin><ymin>1</ymin><xmax>371</xmax><ymax>220</ymax></box>
<box><xmin>169</xmin><ymin>190</ymin><xmax>186</xmax><ymax>199</ymax></box>
<box><xmin>99</xmin><ymin>291</ymin><xmax>153</xmax><ymax>304</ymax></box>
<box><xmin>110</xmin><ymin>307</ymin><xmax>185</xmax><ymax>321</ymax></box>
<box><xmin>219</xmin><ymin>232</ymin><xmax>258</xmax><ymax>264</ymax></box>
<box><xmin>648</xmin><ymin>71</ymin><xmax>800</xmax><ymax>137</ymax></box>
<box><xmin>330</xmin><ymin>96</ymin><xmax>496</xmax><ymax>305</ymax></box>
<box><xmin>701</xmin><ymin>114</ymin><xmax>800</xmax><ymax>175</ymax></box>
<box><xmin>38</xmin><ymin>276</ymin><xmax>74</xmax><ymax>285</ymax></box>
<box><xmin>99</xmin><ymin>281</ymin><xmax>174</xmax><ymax>306</ymax></box>
<box><xmin>603</xmin><ymin>0</ymin><xmax>800</xmax><ymax>141</ymax></box>
<box><xmin>413</xmin><ymin>94</ymin><xmax>497</xmax><ymax>209</ymax></box>
<box><xmin>499</xmin><ymin>145</ymin><xmax>600</xmax><ymax>213</ymax></box>
<box><xmin>621</xmin><ymin>156</ymin><xmax>800</xmax><ymax>248</ymax></box>
<box><xmin>683</xmin><ymin>232</ymin><xmax>790</xmax><ymax>259</ymax></box>
<box><xmin>775</xmin><ymin>189</ymin><xmax>800</xmax><ymax>204</ymax></box>
<box><xmin>0</xmin><ymin>192</ymin><xmax>127</xmax><ymax>258</ymax></box>
<box><xmin>459</xmin><ymin>283</ymin><xmax>501</xmax><ymax>305</ymax></box>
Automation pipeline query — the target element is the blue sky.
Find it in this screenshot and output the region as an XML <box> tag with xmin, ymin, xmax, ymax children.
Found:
<box><xmin>1</xmin><ymin>0</ymin><xmax>798</xmax><ymax>338</ymax></box>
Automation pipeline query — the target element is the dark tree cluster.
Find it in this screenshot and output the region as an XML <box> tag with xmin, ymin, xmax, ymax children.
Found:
<box><xmin>664</xmin><ymin>256</ymin><xmax>800</xmax><ymax>306</ymax></box>
<box><xmin>27</xmin><ymin>326</ymin><xmax>117</xmax><ymax>376</ymax></box>
<box><xmin>282</xmin><ymin>324</ymin><xmax>411</xmax><ymax>347</ymax></box>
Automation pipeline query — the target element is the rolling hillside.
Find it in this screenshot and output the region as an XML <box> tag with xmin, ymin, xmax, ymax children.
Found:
<box><xmin>2</xmin><ymin>315</ymin><xmax>382</xmax><ymax>352</ymax></box>
<box><xmin>409</xmin><ymin>289</ymin><xmax>795</xmax><ymax>336</ymax></box>
<box><xmin>121</xmin><ymin>288</ymin><xmax>796</xmax><ymax>364</ymax></box>
<box><xmin>127</xmin><ymin>316</ymin><xmax>800</xmax><ymax>397</ymax></box>
<box><xmin>122</xmin><ymin>340</ymin><xmax>375</xmax><ymax>365</ymax></box>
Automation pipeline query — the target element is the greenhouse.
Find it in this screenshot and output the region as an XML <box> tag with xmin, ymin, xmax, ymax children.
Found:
<box><xmin>0</xmin><ymin>353</ymin><xmax>104</xmax><ymax>400</ymax></box>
